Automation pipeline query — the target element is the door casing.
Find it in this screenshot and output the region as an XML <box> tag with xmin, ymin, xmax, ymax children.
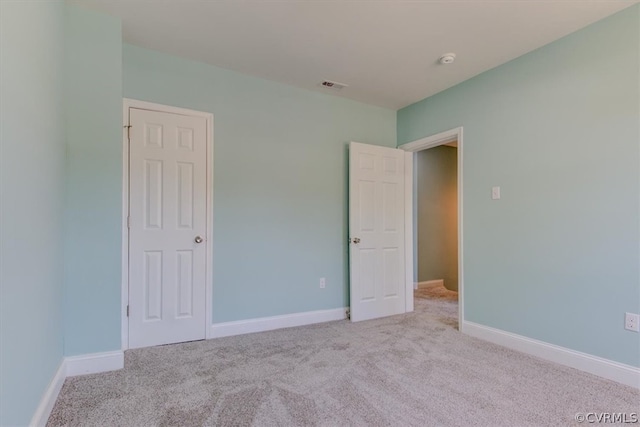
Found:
<box><xmin>121</xmin><ymin>98</ymin><xmax>214</xmax><ymax>350</ymax></box>
<box><xmin>399</xmin><ymin>126</ymin><xmax>464</xmax><ymax>331</ymax></box>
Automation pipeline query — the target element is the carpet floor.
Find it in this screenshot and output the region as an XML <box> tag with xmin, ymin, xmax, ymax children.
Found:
<box><xmin>48</xmin><ymin>290</ymin><xmax>638</xmax><ymax>426</ymax></box>
<box><xmin>414</xmin><ymin>281</ymin><xmax>458</xmax><ymax>302</ymax></box>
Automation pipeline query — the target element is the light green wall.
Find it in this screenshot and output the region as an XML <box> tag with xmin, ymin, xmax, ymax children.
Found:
<box><xmin>0</xmin><ymin>1</ymin><xmax>66</xmax><ymax>424</ymax></box>
<box><xmin>64</xmin><ymin>4</ymin><xmax>123</xmax><ymax>356</ymax></box>
<box><xmin>417</xmin><ymin>146</ymin><xmax>458</xmax><ymax>291</ymax></box>
<box><xmin>2</xmin><ymin>4</ymin><xmax>636</xmax><ymax>425</ymax></box>
<box><xmin>399</xmin><ymin>5</ymin><xmax>640</xmax><ymax>367</ymax></box>
<box><xmin>123</xmin><ymin>44</ymin><xmax>397</xmax><ymax>322</ymax></box>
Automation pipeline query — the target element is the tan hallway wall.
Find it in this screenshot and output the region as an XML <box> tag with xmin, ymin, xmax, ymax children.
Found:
<box><xmin>417</xmin><ymin>146</ymin><xmax>458</xmax><ymax>291</ymax></box>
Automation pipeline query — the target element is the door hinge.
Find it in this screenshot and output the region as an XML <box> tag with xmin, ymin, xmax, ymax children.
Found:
<box><xmin>124</xmin><ymin>124</ymin><xmax>132</xmax><ymax>141</ymax></box>
<box><xmin>346</xmin><ymin>308</ymin><xmax>351</xmax><ymax>320</ymax></box>
<box><xmin>126</xmin><ymin>305</ymin><xmax>129</xmax><ymax>317</ymax></box>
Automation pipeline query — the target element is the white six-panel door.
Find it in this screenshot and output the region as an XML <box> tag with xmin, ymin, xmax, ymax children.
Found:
<box><xmin>128</xmin><ymin>108</ymin><xmax>208</xmax><ymax>349</ymax></box>
<box><xmin>349</xmin><ymin>142</ymin><xmax>406</xmax><ymax>322</ymax></box>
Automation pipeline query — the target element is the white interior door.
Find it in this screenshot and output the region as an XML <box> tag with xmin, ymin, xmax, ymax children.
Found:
<box><xmin>128</xmin><ymin>108</ymin><xmax>208</xmax><ymax>349</ymax></box>
<box><xmin>349</xmin><ymin>142</ymin><xmax>406</xmax><ymax>322</ymax></box>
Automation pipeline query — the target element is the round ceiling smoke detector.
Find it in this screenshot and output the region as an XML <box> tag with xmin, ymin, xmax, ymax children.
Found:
<box><xmin>439</xmin><ymin>53</ymin><xmax>456</xmax><ymax>65</ymax></box>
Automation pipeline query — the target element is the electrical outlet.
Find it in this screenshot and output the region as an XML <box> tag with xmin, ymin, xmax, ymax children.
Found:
<box><xmin>625</xmin><ymin>313</ymin><xmax>639</xmax><ymax>332</ymax></box>
<box><xmin>319</xmin><ymin>278</ymin><xmax>326</xmax><ymax>289</ymax></box>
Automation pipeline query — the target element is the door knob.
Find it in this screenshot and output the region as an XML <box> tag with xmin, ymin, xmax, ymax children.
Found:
<box><xmin>352</xmin><ymin>237</ymin><xmax>361</xmax><ymax>244</ymax></box>
<box><xmin>194</xmin><ymin>236</ymin><xmax>204</xmax><ymax>244</ymax></box>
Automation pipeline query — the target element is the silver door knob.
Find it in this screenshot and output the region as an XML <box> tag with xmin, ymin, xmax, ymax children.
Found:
<box><xmin>194</xmin><ymin>236</ymin><xmax>204</xmax><ymax>244</ymax></box>
<box><xmin>352</xmin><ymin>237</ymin><xmax>361</xmax><ymax>244</ymax></box>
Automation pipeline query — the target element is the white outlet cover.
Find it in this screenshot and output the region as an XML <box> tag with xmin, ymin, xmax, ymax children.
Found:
<box><xmin>625</xmin><ymin>312</ymin><xmax>639</xmax><ymax>332</ymax></box>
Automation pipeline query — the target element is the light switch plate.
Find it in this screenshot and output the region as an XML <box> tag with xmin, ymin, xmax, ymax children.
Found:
<box><xmin>492</xmin><ymin>186</ymin><xmax>501</xmax><ymax>200</ymax></box>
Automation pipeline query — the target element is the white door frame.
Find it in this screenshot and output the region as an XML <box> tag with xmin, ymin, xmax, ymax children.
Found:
<box><xmin>121</xmin><ymin>98</ymin><xmax>214</xmax><ymax>350</ymax></box>
<box><xmin>399</xmin><ymin>126</ymin><xmax>464</xmax><ymax>331</ymax></box>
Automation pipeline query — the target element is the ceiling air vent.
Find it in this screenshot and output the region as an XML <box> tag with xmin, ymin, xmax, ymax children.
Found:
<box><xmin>320</xmin><ymin>80</ymin><xmax>348</xmax><ymax>91</ymax></box>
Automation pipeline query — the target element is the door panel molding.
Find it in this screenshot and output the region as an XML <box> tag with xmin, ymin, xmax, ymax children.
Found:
<box><xmin>122</xmin><ymin>98</ymin><xmax>213</xmax><ymax>350</ymax></box>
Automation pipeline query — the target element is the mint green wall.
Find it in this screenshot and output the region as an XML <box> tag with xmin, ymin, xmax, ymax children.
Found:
<box><xmin>123</xmin><ymin>44</ymin><xmax>396</xmax><ymax>322</ymax></box>
<box><xmin>64</xmin><ymin>5</ymin><xmax>123</xmax><ymax>356</ymax></box>
<box><xmin>417</xmin><ymin>146</ymin><xmax>458</xmax><ymax>291</ymax></box>
<box><xmin>398</xmin><ymin>6</ymin><xmax>640</xmax><ymax>367</ymax></box>
<box><xmin>0</xmin><ymin>2</ymin><xmax>66</xmax><ymax>425</ymax></box>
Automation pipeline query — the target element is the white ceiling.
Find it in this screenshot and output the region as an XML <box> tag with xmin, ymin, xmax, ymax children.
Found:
<box><xmin>75</xmin><ymin>0</ymin><xmax>637</xmax><ymax>110</ymax></box>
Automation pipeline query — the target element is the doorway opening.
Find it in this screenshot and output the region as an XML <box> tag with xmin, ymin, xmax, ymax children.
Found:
<box><xmin>400</xmin><ymin>127</ymin><xmax>463</xmax><ymax>330</ymax></box>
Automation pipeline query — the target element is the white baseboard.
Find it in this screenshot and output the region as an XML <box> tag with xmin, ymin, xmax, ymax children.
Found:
<box><xmin>416</xmin><ymin>279</ymin><xmax>444</xmax><ymax>289</ymax></box>
<box><xmin>209</xmin><ymin>307</ymin><xmax>347</xmax><ymax>339</ymax></box>
<box><xmin>463</xmin><ymin>321</ymin><xmax>640</xmax><ymax>389</ymax></box>
<box><xmin>65</xmin><ymin>350</ymin><xmax>124</xmax><ymax>377</ymax></box>
<box><xmin>29</xmin><ymin>359</ymin><xmax>66</xmax><ymax>427</ymax></box>
<box><xmin>30</xmin><ymin>350</ymin><xmax>125</xmax><ymax>426</ymax></box>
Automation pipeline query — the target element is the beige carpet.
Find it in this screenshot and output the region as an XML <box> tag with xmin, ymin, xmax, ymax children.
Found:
<box><xmin>48</xmin><ymin>292</ymin><xmax>638</xmax><ymax>426</ymax></box>
<box><xmin>414</xmin><ymin>281</ymin><xmax>458</xmax><ymax>303</ymax></box>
